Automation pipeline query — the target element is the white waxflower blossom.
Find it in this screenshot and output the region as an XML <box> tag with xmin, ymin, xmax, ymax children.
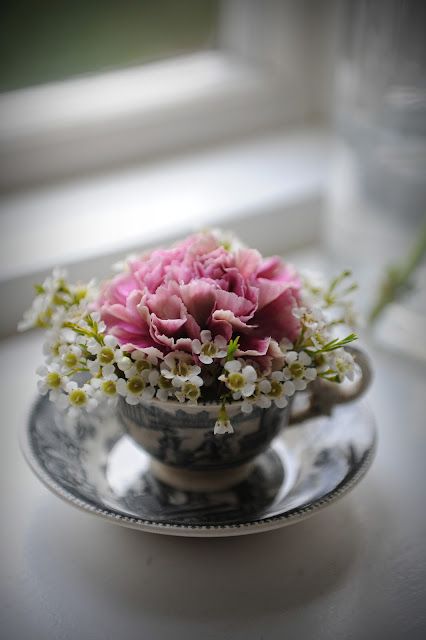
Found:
<box><xmin>37</xmin><ymin>363</ymin><xmax>69</xmax><ymax>404</ymax></box>
<box><xmin>42</xmin><ymin>328</ymin><xmax>64</xmax><ymax>362</ymax></box>
<box><xmin>218</xmin><ymin>360</ymin><xmax>257</xmax><ymax>399</ymax></box>
<box><xmin>241</xmin><ymin>398</ymin><xmax>255</xmax><ymax>414</ymax></box>
<box><xmin>301</xmin><ymin>269</ymin><xmax>327</xmax><ymax>302</ymax></box>
<box><xmin>330</xmin><ymin>349</ymin><xmax>358</xmax><ymax>382</ymax></box>
<box><xmin>86</xmin><ymin>334</ymin><xmax>130</xmax><ymax>375</ymax></box>
<box><xmin>257</xmin><ymin>371</ymin><xmax>291</xmax><ymax>409</ymax></box>
<box><xmin>214</xmin><ymin>405</ymin><xmax>234</xmax><ymax>435</ymax></box>
<box><xmin>60</xmin><ymin>326</ymin><xmax>80</xmax><ymax>345</ymax></box>
<box><xmin>117</xmin><ymin>356</ymin><xmax>134</xmax><ymax>374</ymax></box>
<box><xmin>134</xmin><ymin>347</ymin><xmax>163</xmax><ymax>365</ymax></box>
<box><xmin>211</xmin><ymin>228</ymin><xmax>246</xmax><ymax>252</ymax></box>
<box><xmin>116</xmin><ymin>375</ymin><xmax>155</xmax><ymax>405</ymax></box>
<box><xmin>43</xmin><ymin>267</ymin><xmax>68</xmax><ymax>294</ymax></box>
<box><xmin>91</xmin><ymin>371</ymin><xmax>120</xmax><ymax>406</ymax></box>
<box><xmin>125</xmin><ymin>348</ymin><xmax>162</xmax><ymax>379</ymax></box>
<box><xmin>191</xmin><ymin>330</ymin><xmax>228</xmax><ymax>364</ymax></box>
<box><xmin>175</xmin><ymin>380</ymin><xmax>203</xmax><ymax>404</ymax></box>
<box><xmin>64</xmin><ymin>381</ymin><xmax>98</xmax><ymax>418</ymax></box>
<box><xmin>86</xmin><ymin>334</ymin><xmax>119</xmax><ymax>356</ymax></box>
<box><xmin>18</xmin><ymin>294</ymin><xmax>52</xmax><ymax>331</ymax></box>
<box><xmin>214</xmin><ymin>418</ymin><xmax>234</xmax><ymax>435</ymax></box>
<box><xmin>59</xmin><ymin>344</ymin><xmax>83</xmax><ymax>371</ymax></box>
<box><xmin>86</xmin><ymin>310</ymin><xmax>105</xmax><ymax>329</ymax></box>
<box><xmin>18</xmin><ymin>269</ymin><xmax>100</xmax><ymax>334</ymax></box>
<box><xmin>292</xmin><ymin>306</ymin><xmax>326</xmax><ymax>330</ymax></box>
<box><xmin>160</xmin><ymin>352</ymin><xmax>202</xmax><ymax>388</ymax></box>
<box><xmin>283</xmin><ymin>351</ymin><xmax>317</xmax><ymax>391</ymax></box>
<box><xmin>306</xmin><ymin>329</ymin><xmax>331</xmax><ymax>353</ymax></box>
<box><xmin>71</xmin><ymin>278</ymin><xmax>98</xmax><ymax>306</ymax></box>
<box><xmin>155</xmin><ymin>374</ymin><xmax>174</xmax><ymax>402</ymax></box>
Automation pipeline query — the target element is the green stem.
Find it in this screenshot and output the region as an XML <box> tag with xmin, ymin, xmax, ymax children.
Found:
<box><xmin>369</xmin><ymin>223</ymin><xmax>426</xmax><ymax>324</ymax></box>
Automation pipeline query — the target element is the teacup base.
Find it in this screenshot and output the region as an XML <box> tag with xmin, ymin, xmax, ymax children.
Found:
<box><xmin>149</xmin><ymin>459</ymin><xmax>254</xmax><ymax>492</ymax></box>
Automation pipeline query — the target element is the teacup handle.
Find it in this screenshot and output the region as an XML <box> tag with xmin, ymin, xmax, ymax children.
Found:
<box><xmin>289</xmin><ymin>346</ymin><xmax>372</xmax><ymax>424</ymax></box>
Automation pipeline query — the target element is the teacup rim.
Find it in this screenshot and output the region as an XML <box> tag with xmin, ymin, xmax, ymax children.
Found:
<box><xmin>118</xmin><ymin>395</ymin><xmax>248</xmax><ymax>411</ymax></box>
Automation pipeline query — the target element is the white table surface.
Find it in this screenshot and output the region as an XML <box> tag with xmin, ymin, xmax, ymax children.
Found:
<box><xmin>1</xmin><ymin>330</ymin><xmax>426</xmax><ymax>640</ymax></box>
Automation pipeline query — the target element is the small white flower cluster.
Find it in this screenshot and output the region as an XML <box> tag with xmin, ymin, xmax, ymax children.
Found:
<box><xmin>20</xmin><ymin>268</ymin><xmax>360</xmax><ymax>434</ymax></box>
<box><xmin>214</xmin><ymin>349</ymin><xmax>318</xmax><ymax>425</ymax></box>
<box><xmin>18</xmin><ymin>268</ymin><xmax>97</xmax><ymax>332</ymax></box>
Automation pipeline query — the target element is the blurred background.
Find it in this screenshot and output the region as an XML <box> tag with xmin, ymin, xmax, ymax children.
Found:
<box><xmin>1</xmin><ymin>5</ymin><xmax>426</xmax><ymax>640</ymax></box>
<box><xmin>0</xmin><ymin>0</ymin><xmax>425</xmax><ymax>357</ymax></box>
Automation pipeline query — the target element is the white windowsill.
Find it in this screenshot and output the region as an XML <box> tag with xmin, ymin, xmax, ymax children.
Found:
<box><xmin>0</xmin><ymin>127</ymin><xmax>331</xmax><ymax>336</ymax></box>
<box><xmin>0</xmin><ymin>51</ymin><xmax>307</xmax><ymax>190</ymax></box>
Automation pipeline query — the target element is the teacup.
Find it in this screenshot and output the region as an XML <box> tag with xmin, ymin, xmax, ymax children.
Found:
<box><xmin>118</xmin><ymin>346</ymin><xmax>372</xmax><ymax>491</ymax></box>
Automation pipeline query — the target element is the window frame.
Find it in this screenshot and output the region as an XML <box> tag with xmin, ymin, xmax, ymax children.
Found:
<box><xmin>0</xmin><ymin>0</ymin><xmax>336</xmax><ymax>190</ymax></box>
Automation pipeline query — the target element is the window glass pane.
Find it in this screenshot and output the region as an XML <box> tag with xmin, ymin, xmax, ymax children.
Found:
<box><xmin>0</xmin><ymin>0</ymin><xmax>219</xmax><ymax>92</ymax></box>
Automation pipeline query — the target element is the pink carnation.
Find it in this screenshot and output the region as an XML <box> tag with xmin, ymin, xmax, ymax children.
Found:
<box><xmin>99</xmin><ymin>233</ymin><xmax>301</xmax><ymax>370</ymax></box>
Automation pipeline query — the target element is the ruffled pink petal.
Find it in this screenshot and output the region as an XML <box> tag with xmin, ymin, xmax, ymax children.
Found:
<box><xmin>256</xmin><ymin>278</ymin><xmax>289</xmax><ymax>310</ymax></box>
<box><xmin>147</xmin><ymin>290</ymin><xmax>186</xmax><ymax>321</ymax></box>
<box><xmin>207</xmin><ymin>316</ymin><xmax>233</xmax><ymax>341</ymax></box>
<box><xmin>252</xmin><ymin>287</ymin><xmax>301</xmax><ymax>342</ymax></box>
<box><xmin>236</xmin><ymin>336</ymin><xmax>270</xmax><ymax>357</ymax></box>
<box><xmin>179</xmin><ymin>281</ymin><xmax>216</xmax><ymax>326</ymax></box>
<box><xmin>213</xmin><ymin>289</ymin><xmax>255</xmax><ymax>321</ymax></box>
<box><xmin>235</xmin><ymin>248</ymin><xmax>262</xmax><ymax>278</ymax></box>
<box><xmin>98</xmin><ymin>231</ymin><xmax>302</xmax><ymax>358</ymax></box>
<box><xmin>183</xmin><ymin>313</ymin><xmax>201</xmax><ymax>340</ymax></box>
<box><xmin>151</xmin><ymin>315</ymin><xmax>187</xmax><ymax>335</ymax></box>
<box><xmin>211</xmin><ymin>309</ymin><xmax>255</xmax><ymax>333</ymax></box>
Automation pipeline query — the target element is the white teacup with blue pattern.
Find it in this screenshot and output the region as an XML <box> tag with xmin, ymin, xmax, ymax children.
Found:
<box><xmin>118</xmin><ymin>347</ymin><xmax>371</xmax><ymax>491</ymax></box>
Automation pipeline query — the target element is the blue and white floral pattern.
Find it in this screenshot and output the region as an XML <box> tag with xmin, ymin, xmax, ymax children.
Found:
<box><xmin>21</xmin><ymin>396</ymin><xmax>377</xmax><ymax>536</ymax></box>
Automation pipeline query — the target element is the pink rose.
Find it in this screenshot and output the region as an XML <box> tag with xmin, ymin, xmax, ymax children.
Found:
<box><xmin>99</xmin><ymin>233</ymin><xmax>301</xmax><ymax>370</ymax></box>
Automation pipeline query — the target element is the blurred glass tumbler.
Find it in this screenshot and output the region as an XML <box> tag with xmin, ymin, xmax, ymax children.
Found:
<box><xmin>326</xmin><ymin>0</ymin><xmax>426</xmax><ymax>312</ymax></box>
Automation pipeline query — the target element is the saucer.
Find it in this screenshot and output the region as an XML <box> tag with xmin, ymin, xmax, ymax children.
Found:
<box><xmin>21</xmin><ymin>396</ymin><xmax>377</xmax><ymax>537</ymax></box>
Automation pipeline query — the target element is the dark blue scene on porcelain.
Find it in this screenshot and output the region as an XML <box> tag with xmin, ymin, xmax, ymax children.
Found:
<box><xmin>117</xmin><ymin>398</ymin><xmax>289</xmax><ymax>471</ymax></box>
<box><xmin>23</xmin><ymin>396</ymin><xmax>376</xmax><ymax>532</ymax></box>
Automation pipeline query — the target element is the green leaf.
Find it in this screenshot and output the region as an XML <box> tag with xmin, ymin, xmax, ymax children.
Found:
<box><xmin>34</xmin><ymin>284</ymin><xmax>45</xmax><ymax>295</ymax></box>
<box><xmin>226</xmin><ymin>336</ymin><xmax>240</xmax><ymax>361</ymax></box>
<box><xmin>314</xmin><ymin>333</ymin><xmax>358</xmax><ymax>354</ymax></box>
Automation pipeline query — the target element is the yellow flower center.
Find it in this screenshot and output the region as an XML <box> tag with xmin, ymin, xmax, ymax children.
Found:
<box><xmin>46</xmin><ymin>372</ymin><xmax>61</xmax><ymax>389</ymax></box>
<box><xmin>74</xmin><ymin>287</ymin><xmax>87</xmax><ymax>302</ymax></box>
<box><xmin>52</xmin><ymin>293</ymin><xmax>67</xmax><ymax>306</ymax></box>
<box><xmin>158</xmin><ymin>376</ymin><xmax>172</xmax><ymax>389</ymax></box>
<box><xmin>289</xmin><ymin>362</ymin><xmax>304</xmax><ymax>378</ymax></box>
<box><xmin>228</xmin><ymin>372</ymin><xmax>245</xmax><ymax>390</ymax></box>
<box><xmin>35</xmin><ymin>309</ymin><xmax>52</xmax><ymax>328</ymax></box>
<box><xmin>176</xmin><ymin>362</ymin><xmax>190</xmax><ymax>377</ymax></box>
<box><xmin>270</xmin><ymin>380</ymin><xmax>282</xmax><ymax>398</ymax></box>
<box><xmin>101</xmin><ymin>380</ymin><xmax>117</xmax><ymax>396</ymax></box>
<box><xmin>99</xmin><ymin>347</ymin><xmax>115</xmax><ymax>365</ymax></box>
<box><xmin>201</xmin><ymin>343</ymin><xmax>216</xmax><ymax>357</ymax></box>
<box><xmin>51</xmin><ymin>342</ymin><xmax>61</xmax><ymax>357</ymax></box>
<box><xmin>63</xmin><ymin>352</ymin><xmax>78</xmax><ymax>368</ymax></box>
<box><xmin>135</xmin><ymin>359</ymin><xmax>151</xmax><ymax>373</ymax></box>
<box><xmin>181</xmin><ymin>382</ymin><xmax>200</xmax><ymax>401</ymax></box>
<box><xmin>69</xmin><ymin>389</ymin><xmax>87</xmax><ymax>406</ymax></box>
<box><xmin>127</xmin><ymin>376</ymin><xmax>144</xmax><ymax>394</ymax></box>
<box><xmin>314</xmin><ymin>353</ymin><xmax>326</xmax><ymax>367</ymax></box>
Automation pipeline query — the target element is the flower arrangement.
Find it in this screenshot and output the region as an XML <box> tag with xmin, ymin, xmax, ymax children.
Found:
<box><xmin>19</xmin><ymin>231</ymin><xmax>359</xmax><ymax>434</ymax></box>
